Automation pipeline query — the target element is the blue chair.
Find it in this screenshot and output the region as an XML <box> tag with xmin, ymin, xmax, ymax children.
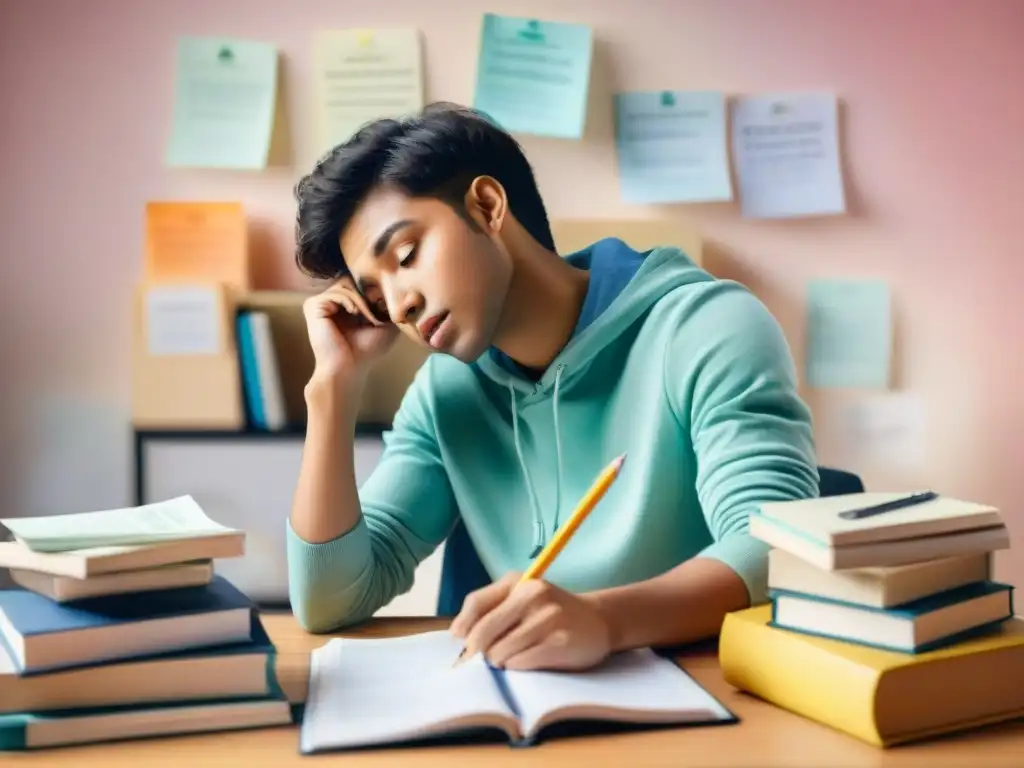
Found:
<box><xmin>436</xmin><ymin>465</ymin><xmax>864</xmax><ymax>616</ymax></box>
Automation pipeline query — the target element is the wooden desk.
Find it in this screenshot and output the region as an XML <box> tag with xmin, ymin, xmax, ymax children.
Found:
<box><xmin>10</xmin><ymin>613</ymin><xmax>1024</xmax><ymax>766</ymax></box>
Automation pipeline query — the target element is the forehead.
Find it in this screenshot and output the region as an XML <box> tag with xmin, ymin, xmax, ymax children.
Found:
<box><xmin>340</xmin><ymin>187</ymin><xmax>447</xmax><ymax>274</ymax></box>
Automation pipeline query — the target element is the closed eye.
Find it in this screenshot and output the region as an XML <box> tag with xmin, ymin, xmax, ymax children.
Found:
<box><xmin>395</xmin><ymin>242</ymin><xmax>418</xmax><ymax>267</ymax></box>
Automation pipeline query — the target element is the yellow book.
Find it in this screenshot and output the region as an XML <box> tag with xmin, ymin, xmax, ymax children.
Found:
<box><xmin>719</xmin><ymin>605</ymin><xmax>1024</xmax><ymax>747</ymax></box>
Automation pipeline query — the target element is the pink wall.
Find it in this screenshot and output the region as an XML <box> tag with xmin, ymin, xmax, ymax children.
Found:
<box><xmin>1</xmin><ymin>0</ymin><xmax>1022</xmax><ymax>586</ymax></box>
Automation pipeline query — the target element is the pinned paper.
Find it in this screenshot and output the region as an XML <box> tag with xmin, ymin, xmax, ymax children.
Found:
<box><xmin>838</xmin><ymin>393</ymin><xmax>926</xmax><ymax>470</ymax></box>
<box><xmin>312</xmin><ymin>28</ymin><xmax>424</xmax><ymax>158</ymax></box>
<box><xmin>805</xmin><ymin>279</ymin><xmax>891</xmax><ymax>389</ymax></box>
<box><xmin>473</xmin><ymin>14</ymin><xmax>593</xmax><ymax>139</ymax></box>
<box><xmin>144</xmin><ymin>202</ymin><xmax>249</xmax><ymax>289</ymax></box>
<box><xmin>731</xmin><ymin>92</ymin><xmax>845</xmax><ymax>218</ymax></box>
<box><xmin>145</xmin><ymin>286</ymin><xmax>222</xmax><ymax>356</ymax></box>
<box><xmin>165</xmin><ymin>37</ymin><xmax>279</xmax><ymax>169</ymax></box>
<box><xmin>614</xmin><ymin>90</ymin><xmax>732</xmax><ymax>204</ymax></box>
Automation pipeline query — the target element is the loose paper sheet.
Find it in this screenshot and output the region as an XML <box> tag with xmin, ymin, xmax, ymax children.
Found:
<box><xmin>838</xmin><ymin>393</ymin><xmax>926</xmax><ymax>470</ymax></box>
<box><xmin>731</xmin><ymin>92</ymin><xmax>845</xmax><ymax>218</ymax></box>
<box><xmin>145</xmin><ymin>286</ymin><xmax>222</xmax><ymax>356</ymax></box>
<box><xmin>165</xmin><ymin>37</ymin><xmax>278</xmax><ymax>169</ymax></box>
<box><xmin>473</xmin><ymin>14</ymin><xmax>593</xmax><ymax>139</ymax></box>
<box><xmin>614</xmin><ymin>90</ymin><xmax>732</xmax><ymax>204</ymax></box>
<box><xmin>312</xmin><ymin>28</ymin><xmax>424</xmax><ymax>159</ymax></box>
<box><xmin>805</xmin><ymin>278</ymin><xmax>891</xmax><ymax>389</ymax></box>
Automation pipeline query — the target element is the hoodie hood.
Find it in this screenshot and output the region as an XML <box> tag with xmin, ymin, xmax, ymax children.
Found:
<box><xmin>474</xmin><ymin>237</ymin><xmax>712</xmax><ymax>555</ymax></box>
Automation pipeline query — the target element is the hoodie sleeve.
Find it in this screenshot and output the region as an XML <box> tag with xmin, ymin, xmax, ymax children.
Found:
<box><xmin>667</xmin><ymin>283</ymin><xmax>819</xmax><ymax>605</ymax></box>
<box><xmin>286</xmin><ymin>363</ymin><xmax>457</xmax><ymax>632</ymax></box>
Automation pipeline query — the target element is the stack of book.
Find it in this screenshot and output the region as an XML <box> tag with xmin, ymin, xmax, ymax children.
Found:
<box><xmin>0</xmin><ymin>496</ymin><xmax>292</xmax><ymax>751</ymax></box>
<box><xmin>720</xmin><ymin>491</ymin><xmax>1024</xmax><ymax>747</ymax></box>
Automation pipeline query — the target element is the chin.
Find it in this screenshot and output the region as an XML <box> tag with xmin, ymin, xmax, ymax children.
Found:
<box><xmin>444</xmin><ymin>329</ymin><xmax>490</xmax><ymax>363</ymax></box>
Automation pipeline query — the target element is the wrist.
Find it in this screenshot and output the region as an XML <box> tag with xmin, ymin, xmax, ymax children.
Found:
<box><xmin>304</xmin><ymin>369</ymin><xmax>365</xmax><ymax>425</ymax></box>
<box><xmin>583</xmin><ymin>590</ymin><xmax>625</xmax><ymax>653</ymax></box>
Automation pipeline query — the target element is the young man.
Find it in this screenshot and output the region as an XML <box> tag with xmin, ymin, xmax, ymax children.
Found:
<box><xmin>288</xmin><ymin>103</ymin><xmax>819</xmax><ymax>671</ymax></box>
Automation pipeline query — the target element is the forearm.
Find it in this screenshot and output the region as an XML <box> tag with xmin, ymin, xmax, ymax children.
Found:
<box><xmin>290</xmin><ymin>372</ymin><xmax>366</xmax><ymax>543</ymax></box>
<box><xmin>586</xmin><ymin>556</ymin><xmax>751</xmax><ymax>652</ymax></box>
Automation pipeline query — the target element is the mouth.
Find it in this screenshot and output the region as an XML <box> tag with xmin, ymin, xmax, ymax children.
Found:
<box><xmin>418</xmin><ymin>311</ymin><xmax>450</xmax><ymax>348</ymax></box>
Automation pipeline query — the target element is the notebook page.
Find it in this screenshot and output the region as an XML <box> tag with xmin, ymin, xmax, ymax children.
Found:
<box><xmin>0</xmin><ymin>496</ymin><xmax>236</xmax><ymax>552</ymax></box>
<box><xmin>504</xmin><ymin>648</ymin><xmax>732</xmax><ymax>737</ymax></box>
<box><xmin>300</xmin><ymin>631</ymin><xmax>517</xmax><ymax>753</ymax></box>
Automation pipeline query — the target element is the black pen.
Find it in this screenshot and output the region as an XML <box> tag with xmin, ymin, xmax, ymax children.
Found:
<box><xmin>838</xmin><ymin>491</ymin><xmax>939</xmax><ymax>520</ymax></box>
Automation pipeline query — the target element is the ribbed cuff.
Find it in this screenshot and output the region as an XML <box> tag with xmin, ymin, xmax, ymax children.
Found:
<box><xmin>698</xmin><ymin>533</ymin><xmax>771</xmax><ymax>605</ymax></box>
<box><xmin>286</xmin><ymin>516</ymin><xmax>373</xmax><ymax>587</ymax></box>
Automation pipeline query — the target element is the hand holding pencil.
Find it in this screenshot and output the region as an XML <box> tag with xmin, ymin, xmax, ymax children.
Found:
<box><xmin>449</xmin><ymin>454</ymin><xmax>626</xmax><ymax>671</ymax></box>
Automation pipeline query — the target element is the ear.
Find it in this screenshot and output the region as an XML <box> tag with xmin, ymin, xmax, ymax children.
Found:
<box><xmin>464</xmin><ymin>176</ymin><xmax>507</xmax><ymax>234</ymax></box>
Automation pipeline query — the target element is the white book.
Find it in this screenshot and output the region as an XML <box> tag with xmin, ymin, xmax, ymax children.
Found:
<box><xmin>300</xmin><ymin>630</ymin><xmax>735</xmax><ymax>753</ymax></box>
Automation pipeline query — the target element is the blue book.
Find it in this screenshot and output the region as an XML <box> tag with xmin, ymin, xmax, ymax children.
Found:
<box><xmin>0</xmin><ymin>696</ymin><xmax>293</xmax><ymax>751</ymax></box>
<box><xmin>1</xmin><ymin>612</ymin><xmax>281</xmax><ymax>715</ymax></box>
<box><xmin>0</xmin><ymin>576</ymin><xmax>255</xmax><ymax>674</ymax></box>
<box><xmin>236</xmin><ymin>311</ymin><xmax>267</xmax><ymax>429</ymax></box>
<box><xmin>770</xmin><ymin>580</ymin><xmax>1015</xmax><ymax>653</ymax></box>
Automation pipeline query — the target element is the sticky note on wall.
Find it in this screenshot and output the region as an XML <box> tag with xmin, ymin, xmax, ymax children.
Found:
<box><xmin>312</xmin><ymin>28</ymin><xmax>424</xmax><ymax>159</ymax></box>
<box><xmin>472</xmin><ymin>14</ymin><xmax>593</xmax><ymax>139</ymax></box>
<box><xmin>805</xmin><ymin>279</ymin><xmax>892</xmax><ymax>389</ymax></box>
<box><xmin>731</xmin><ymin>92</ymin><xmax>846</xmax><ymax>218</ymax></box>
<box><xmin>166</xmin><ymin>37</ymin><xmax>279</xmax><ymax>169</ymax></box>
<box><xmin>145</xmin><ymin>202</ymin><xmax>249</xmax><ymax>289</ymax></box>
<box><xmin>614</xmin><ymin>90</ymin><xmax>732</xmax><ymax>204</ymax></box>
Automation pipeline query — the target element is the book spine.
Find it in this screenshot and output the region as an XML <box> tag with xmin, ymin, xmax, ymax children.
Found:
<box><xmin>718</xmin><ymin>611</ymin><xmax>885</xmax><ymax>746</ymax></box>
<box><xmin>0</xmin><ymin>717</ymin><xmax>27</xmax><ymax>751</ymax></box>
<box><xmin>236</xmin><ymin>312</ymin><xmax>266</xmax><ymax>428</ymax></box>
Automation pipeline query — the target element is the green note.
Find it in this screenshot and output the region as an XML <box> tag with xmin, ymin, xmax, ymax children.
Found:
<box><xmin>165</xmin><ymin>37</ymin><xmax>278</xmax><ymax>169</ymax></box>
<box><xmin>805</xmin><ymin>279</ymin><xmax>892</xmax><ymax>389</ymax></box>
<box><xmin>0</xmin><ymin>496</ymin><xmax>237</xmax><ymax>553</ymax></box>
<box><xmin>472</xmin><ymin>14</ymin><xmax>593</xmax><ymax>139</ymax></box>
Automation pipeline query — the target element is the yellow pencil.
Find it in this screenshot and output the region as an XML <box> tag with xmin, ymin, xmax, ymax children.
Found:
<box><xmin>453</xmin><ymin>453</ymin><xmax>626</xmax><ymax>665</ymax></box>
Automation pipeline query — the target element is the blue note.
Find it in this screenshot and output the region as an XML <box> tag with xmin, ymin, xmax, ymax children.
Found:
<box><xmin>472</xmin><ymin>14</ymin><xmax>593</xmax><ymax>139</ymax></box>
<box><xmin>166</xmin><ymin>37</ymin><xmax>279</xmax><ymax>169</ymax></box>
<box><xmin>614</xmin><ymin>91</ymin><xmax>732</xmax><ymax>204</ymax></box>
<box><xmin>805</xmin><ymin>279</ymin><xmax>892</xmax><ymax>389</ymax></box>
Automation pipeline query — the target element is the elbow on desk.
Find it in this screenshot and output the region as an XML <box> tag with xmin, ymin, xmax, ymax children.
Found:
<box><xmin>290</xmin><ymin>592</ymin><xmax>369</xmax><ymax>634</ymax></box>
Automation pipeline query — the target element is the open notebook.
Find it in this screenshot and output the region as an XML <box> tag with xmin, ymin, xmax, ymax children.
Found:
<box><xmin>300</xmin><ymin>630</ymin><xmax>736</xmax><ymax>753</ymax></box>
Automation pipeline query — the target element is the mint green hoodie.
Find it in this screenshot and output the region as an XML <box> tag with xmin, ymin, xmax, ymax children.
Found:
<box><xmin>286</xmin><ymin>239</ymin><xmax>819</xmax><ymax>632</ymax></box>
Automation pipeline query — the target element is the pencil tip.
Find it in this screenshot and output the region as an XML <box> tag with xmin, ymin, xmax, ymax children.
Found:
<box><xmin>614</xmin><ymin>453</ymin><xmax>626</xmax><ymax>470</ymax></box>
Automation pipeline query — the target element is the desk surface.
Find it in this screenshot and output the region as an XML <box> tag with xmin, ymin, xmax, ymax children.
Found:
<box><xmin>10</xmin><ymin>612</ymin><xmax>1024</xmax><ymax>766</ymax></box>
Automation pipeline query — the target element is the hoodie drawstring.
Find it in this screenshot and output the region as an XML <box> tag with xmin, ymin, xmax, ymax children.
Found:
<box><xmin>509</xmin><ymin>364</ymin><xmax>566</xmax><ymax>558</ymax></box>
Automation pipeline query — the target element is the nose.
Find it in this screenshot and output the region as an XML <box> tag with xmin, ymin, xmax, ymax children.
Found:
<box><xmin>384</xmin><ymin>281</ymin><xmax>423</xmax><ymax>325</ymax></box>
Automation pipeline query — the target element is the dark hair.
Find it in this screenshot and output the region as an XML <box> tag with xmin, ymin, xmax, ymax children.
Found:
<box><xmin>293</xmin><ymin>102</ymin><xmax>555</xmax><ymax>280</ymax></box>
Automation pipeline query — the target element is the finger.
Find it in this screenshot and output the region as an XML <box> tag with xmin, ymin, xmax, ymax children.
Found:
<box><xmin>486</xmin><ymin>603</ymin><xmax>562</xmax><ymax>668</ymax></box>
<box><xmin>449</xmin><ymin>572</ymin><xmax>519</xmax><ymax>639</ymax></box>
<box><xmin>346</xmin><ymin>288</ymin><xmax>385</xmax><ymax>326</ymax></box>
<box><xmin>502</xmin><ymin>629</ymin><xmax>573</xmax><ymax>672</ymax></box>
<box><xmin>463</xmin><ymin>578</ymin><xmax>548</xmax><ymax>659</ymax></box>
<box><xmin>328</xmin><ymin>279</ymin><xmax>383</xmax><ymax>326</ymax></box>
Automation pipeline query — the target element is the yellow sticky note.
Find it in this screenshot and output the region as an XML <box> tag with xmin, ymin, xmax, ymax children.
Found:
<box><xmin>312</xmin><ymin>28</ymin><xmax>423</xmax><ymax>157</ymax></box>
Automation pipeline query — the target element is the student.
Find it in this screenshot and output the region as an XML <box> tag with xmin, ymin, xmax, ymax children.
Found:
<box><xmin>287</xmin><ymin>102</ymin><xmax>818</xmax><ymax>671</ymax></box>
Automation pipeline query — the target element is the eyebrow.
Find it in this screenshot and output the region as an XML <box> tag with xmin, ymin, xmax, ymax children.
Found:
<box><xmin>372</xmin><ymin>219</ymin><xmax>415</xmax><ymax>258</ymax></box>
